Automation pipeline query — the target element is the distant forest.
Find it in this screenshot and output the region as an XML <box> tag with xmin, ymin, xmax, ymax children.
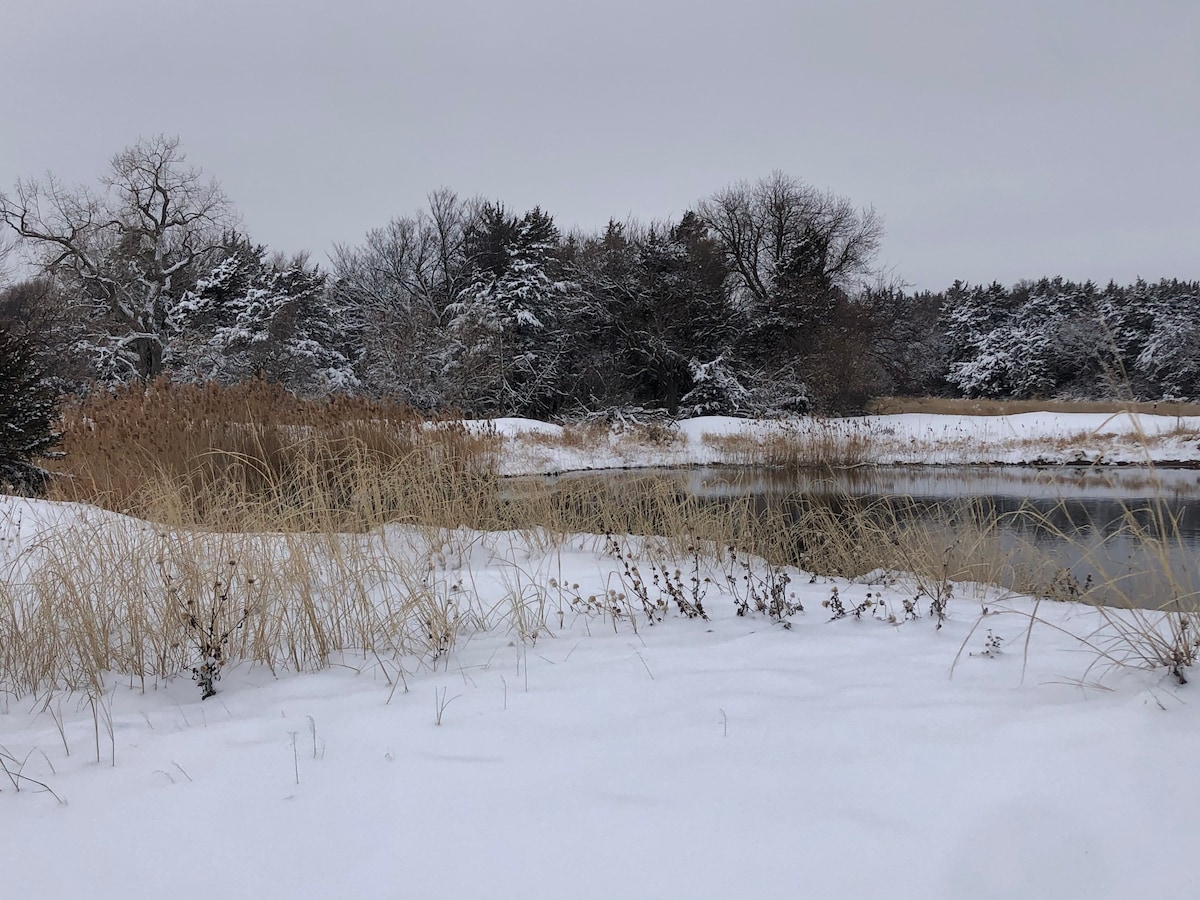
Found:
<box><xmin>2</xmin><ymin>136</ymin><xmax>1197</xmax><ymax>417</ymax></box>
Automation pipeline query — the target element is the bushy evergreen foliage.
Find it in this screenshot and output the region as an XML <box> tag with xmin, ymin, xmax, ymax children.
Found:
<box><xmin>168</xmin><ymin>237</ymin><xmax>358</xmax><ymax>396</ymax></box>
<box><xmin>605</xmin><ymin>215</ymin><xmax>737</xmax><ymax>415</ymax></box>
<box><xmin>445</xmin><ymin>204</ymin><xmax>580</xmax><ymax>416</ymax></box>
<box><xmin>0</xmin><ymin>327</ymin><xmax>61</xmax><ymax>493</ymax></box>
<box><xmin>1119</xmin><ymin>280</ymin><xmax>1200</xmax><ymax>398</ymax></box>
<box><xmin>942</xmin><ymin>277</ymin><xmax>1200</xmax><ymax>401</ymax></box>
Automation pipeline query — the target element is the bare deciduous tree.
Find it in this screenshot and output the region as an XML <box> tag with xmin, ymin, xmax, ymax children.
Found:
<box><xmin>696</xmin><ymin>172</ymin><xmax>886</xmax><ymax>410</ymax></box>
<box><xmin>330</xmin><ymin>189</ymin><xmax>481</xmax><ymax>405</ymax></box>
<box><xmin>697</xmin><ymin>170</ymin><xmax>883</xmax><ymax>307</ymax></box>
<box><xmin>1</xmin><ymin>135</ymin><xmax>236</xmax><ymax>380</ymax></box>
<box><xmin>0</xmin><ymin>232</ymin><xmax>13</xmax><ymax>286</ymax></box>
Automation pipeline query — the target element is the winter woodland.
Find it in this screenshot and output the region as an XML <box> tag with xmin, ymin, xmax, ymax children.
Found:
<box><xmin>2</xmin><ymin>136</ymin><xmax>1197</xmax><ymax>417</ymax></box>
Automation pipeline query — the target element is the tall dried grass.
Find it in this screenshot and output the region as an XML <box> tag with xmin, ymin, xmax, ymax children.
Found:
<box><xmin>48</xmin><ymin>379</ymin><xmax>501</xmax><ymax>531</ymax></box>
<box><xmin>4</xmin><ymin>381</ymin><xmax>1196</xmax><ymax>698</ymax></box>
<box><xmin>0</xmin><ymin>510</ymin><xmax>517</xmax><ymax>699</ymax></box>
<box><xmin>700</xmin><ymin>418</ymin><xmax>890</xmax><ymax>469</ymax></box>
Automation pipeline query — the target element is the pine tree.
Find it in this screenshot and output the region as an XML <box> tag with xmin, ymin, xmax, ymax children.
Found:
<box><xmin>941</xmin><ymin>282</ymin><xmax>1024</xmax><ymax>397</ymax></box>
<box><xmin>1132</xmin><ymin>280</ymin><xmax>1200</xmax><ymax>399</ymax></box>
<box><xmin>0</xmin><ymin>327</ymin><xmax>61</xmax><ymax>494</ymax></box>
<box><xmin>566</xmin><ymin>219</ymin><xmax>638</xmax><ymax>409</ymax></box>
<box><xmin>446</xmin><ymin>204</ymin><xmax>578</xmax><ymax>416</ymax></box>
<box><xmin>168</xmin><ymin>237</ymin><xmax>358</xmax><ymax>395</ymax></box>
<box><xmin>624</xmin><ymin>218</ymin><xmax>739</xmax><ymax>414</ymax></box>
<box><xmin>1015</xmin><ymin>278</ymin><xmax>1105</xmax><ymax>397</ymax></box>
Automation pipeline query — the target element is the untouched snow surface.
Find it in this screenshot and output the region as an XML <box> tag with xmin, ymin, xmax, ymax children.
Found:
<box><xmin>2</xmin><ymin>492</ymin><xmax>1199</xmax><ymax>899</ymax></box>
<box><xmin>489</xmin><ymin>411</ymin><xmax>1200</xmax><ymax>475</ymax></box>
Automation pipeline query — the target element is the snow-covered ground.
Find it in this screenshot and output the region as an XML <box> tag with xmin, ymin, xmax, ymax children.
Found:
<box><xmin>5</xmin><ymin>416</ymin><xmax>1200</xmax><ymax>899</ymax></box>
<box><xmin>6</xmin><ymin>586</ymin><xmax>1196</xmax><ymax>900</ymax></box>
<box><xmin>490</xmin><ymin>411</ymin><xmax>1200</xmax><ymax>475</ymax></box>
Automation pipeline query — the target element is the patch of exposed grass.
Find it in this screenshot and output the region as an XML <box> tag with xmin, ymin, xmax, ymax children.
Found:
<box><xmin>701</xmin><ymin>418</ymin><xmax>891</xmax><ymax>469</ymax></box>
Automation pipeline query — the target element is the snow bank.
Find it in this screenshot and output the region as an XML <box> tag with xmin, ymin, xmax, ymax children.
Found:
<box><xmin>496</xmin><ymin>412</ymin><xmax>1200</xmax><ymax>475</ymax></box>
<box><xmin>1</xmin><ymin>493</ymin><xmax>1198</xmax><ymax>898</ymax></box>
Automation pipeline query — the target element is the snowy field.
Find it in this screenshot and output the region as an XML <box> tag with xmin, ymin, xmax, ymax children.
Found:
<box><xmin>4</xmin><ymin>414</ymin><xmax>1200</xmax><ymax>899</ymax></box>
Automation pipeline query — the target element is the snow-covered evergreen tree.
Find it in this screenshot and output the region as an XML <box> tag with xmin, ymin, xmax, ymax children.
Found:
<box><xmin>679</xmin><ymin>355</ymin><xmax>753</xmax><ymax>416</ymax></box>
<box><xmin>0</xmin><ymin>327</ymin><xmax>61</xmax><ymax>493</ymax></box>
<box><xmin>567</xmin><ymin>213</ymin><xmax>743</xmax><ymax>415</ymax></box>
<box><xmin>565</xmin><ymin>219</ymin><xmax>639</xmax><ymax>409</ymax></box>
<box><xmin>1130</xmin><ymin>281</ymin><xmax>1200</xmax><ymax>399</ymax></box>
<box><xmin>943</xmin><ymin>278</ymin><xmax>1107</xmax><ymax>399</ymax></box>
<box><xmin>623</xmin><ymin>216</ymin><xmax>740</xmax><ymax>414</ymax></box>
<box><xmin>1019</xmin><ymin>278</ymin><xmax>1106</xmax><ymax>397</ymax></box>
<box><xmin>445</xmin><ymin>204</ymin><xmax>579</xmax><ymax>416</ymax></box>
<box><xmin>936</xmin><ymin>275</ymin><xmax>1200</xmax><ymax>400</ymax></box>
<box><xmin>167</xmin><ymin>237</ymin><xmax>358</xmax><ymax>396</ymax></box>
<box><xmin>941</xmin><ymin>282</ymin><xmax>1020</xmax><ymax>397</ymax></box>
<box><xmin>1098</xmin><ymin>279</ymin><xmax>1154</xmax><ymax>372</ymax></box>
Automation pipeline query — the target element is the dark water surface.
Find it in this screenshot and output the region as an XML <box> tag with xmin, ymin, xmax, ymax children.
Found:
<box><xmin>546</xmin><ymin>465</ymin><xmax>1200</xmax><ymax>609</ymax></box>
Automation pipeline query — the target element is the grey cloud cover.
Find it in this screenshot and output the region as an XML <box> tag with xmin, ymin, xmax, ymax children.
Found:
<box><xmin>3</xmin><ymin>0</ymin><xmax>1196</xmax><ymax>290</ymax></box>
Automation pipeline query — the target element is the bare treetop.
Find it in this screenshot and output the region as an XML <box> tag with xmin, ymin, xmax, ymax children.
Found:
<box><xmin>0</xmin><ymin>135</ymin><xmax>238</xmax><ymax>379</ymax></box>
<box><xmin>698</xmin><ymin>171</ymin><xmax>884</xmax><ymax>306</ymax></box>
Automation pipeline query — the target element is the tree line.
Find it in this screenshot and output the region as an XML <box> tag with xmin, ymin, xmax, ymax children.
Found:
<box><xmin>2</xmin><ymin>136</ymin><xmax>1197</xmax><ymax>429</ymax></box>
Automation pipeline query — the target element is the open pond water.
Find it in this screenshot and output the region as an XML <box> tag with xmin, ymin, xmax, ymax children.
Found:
<box><xmin>540</xmin><ymin>465</ymin><xmax>1200</xmax><ymax>609</ymax></box>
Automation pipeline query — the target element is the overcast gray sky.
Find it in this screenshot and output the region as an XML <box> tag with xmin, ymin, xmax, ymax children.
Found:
<box><xmin>3</xmin><ymin>0</ymin><xmax>1196</xmax><ymax>290</ymax></box>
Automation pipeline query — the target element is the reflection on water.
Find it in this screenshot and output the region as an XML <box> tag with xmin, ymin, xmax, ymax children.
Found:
<box><xmin>542</xmin><ymin>466</ymin><xmax>1200</xmax><ymax>609</ymax></box>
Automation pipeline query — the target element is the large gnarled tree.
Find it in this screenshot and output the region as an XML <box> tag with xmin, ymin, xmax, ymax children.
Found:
<box><xmin>1</xmin><ymin>135</ymin><xmax>235</xmax><ymax>381</ymax></box>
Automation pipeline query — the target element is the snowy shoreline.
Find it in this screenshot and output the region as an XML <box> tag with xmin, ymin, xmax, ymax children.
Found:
<box><xmin>490</xmin><ymin>410</ymin><xmax>1200</xmax><ymax>476</ymax></box>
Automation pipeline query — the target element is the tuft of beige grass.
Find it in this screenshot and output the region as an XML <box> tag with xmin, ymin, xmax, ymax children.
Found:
<box><xmin>701</xmin><ymin>419</ymin><xmax>892</xmax><ymax>470</ymax></box>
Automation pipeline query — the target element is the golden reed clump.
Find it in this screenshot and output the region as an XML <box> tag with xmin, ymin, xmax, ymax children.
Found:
<box><xmin>47</xmin><ymin>378</ymin><xmax>502</xmax><ymax>532</ymax></box>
